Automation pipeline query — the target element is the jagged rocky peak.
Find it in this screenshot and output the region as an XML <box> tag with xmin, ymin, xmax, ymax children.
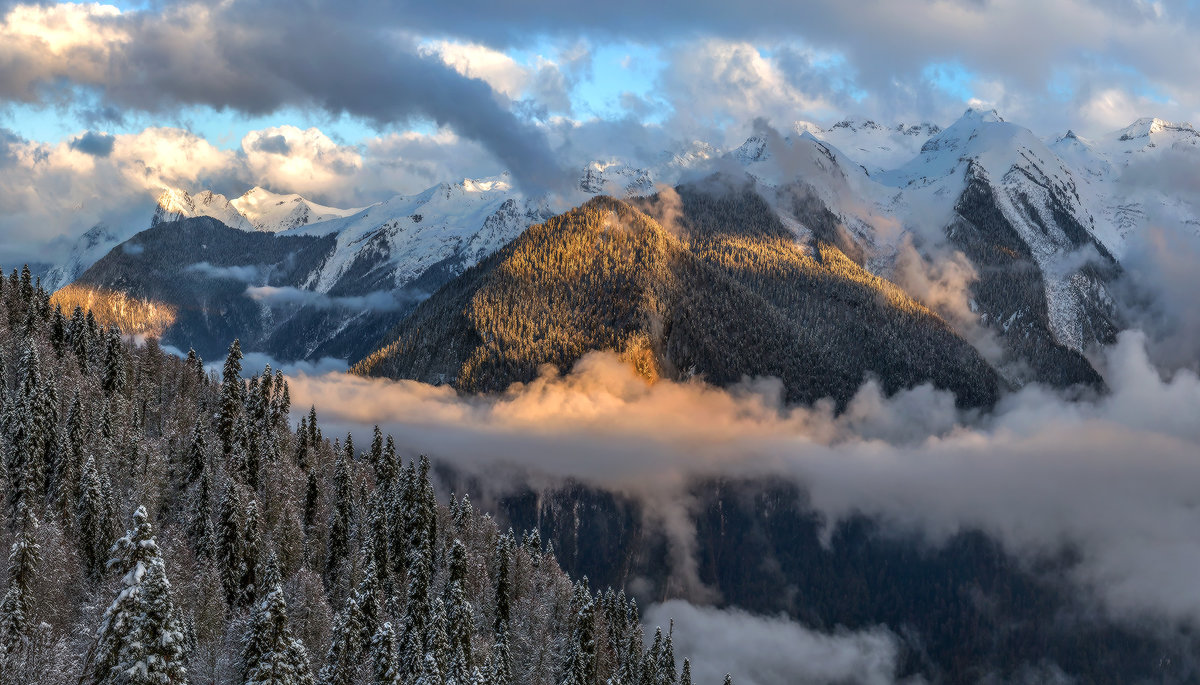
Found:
<box><xmin>799</xmin><ymin>117</ymin><xmax>941</xmax><ymax>138</ymax></box>
<box><xmin>733</xmin><ymin>136</ymin><xmax>770</xmax><ymax>164</ymax></box>
<box><xmin>579</xmin><ymin>161</ymin><xmax>654</xmax><ymax>196</ymax></box>
<box><xmin>830</xmin><ymin>117</ymin><xmax>887</xmax><ymax>132</ymax></box>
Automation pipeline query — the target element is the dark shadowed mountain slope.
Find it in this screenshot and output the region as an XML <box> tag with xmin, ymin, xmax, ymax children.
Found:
<box><xmin>63</xmin><ymin>217</ymin><xmax>398</xmax><ymax>362</ymax></box>
<box><xmin>355</xmin><ymin>189</ymin><xmax>1000</xmax><ymax>407</ymax></box>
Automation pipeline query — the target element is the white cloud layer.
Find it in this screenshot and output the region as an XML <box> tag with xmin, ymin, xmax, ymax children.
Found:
<box><xmin>286</xmin><ymin>331</ymin><xmax>1200</xmax><ymax>626</ymax></box>
<box><xmin>645</xmin><ymin>600</ymin><xmax>904</xmax><ymax>685</ymax></box>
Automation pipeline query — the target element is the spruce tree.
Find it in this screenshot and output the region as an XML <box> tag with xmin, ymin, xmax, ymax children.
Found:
<box><xmin>5</xmin><ymin>342</ymin><xmax>47</xmax><ymax>516</ymax></box>
<box><xmin>184</xmin><ymin>419</ymin><xmax>208</xmax><ymax>486</ymax></box>
<box><xmin>91</xmin><ymin>506</ymin><xmax>188</xmax><ymax>685</ymax></box>
<box><xmin>427</xmin><ymin>597</ymin><xmax>451</xmax><ymax>681</ymax></box>
<box><xmin>0</xmin><ymin>497</ymin><xmax>39</xmax><ymax>652</ymax></box>
<box><xmin>241</xmin><ymin>498</ymin><xmax>262</xmax><ymax>606</ymax></box>
<box><xmin>369</xmin><ymin>622</ymin><xmax>399</xmax><ymax>685</ymax></box>
<box><xmin>562</xmin><ymin>583</ymin><xmax>597</xmax><ymax>685</ymax></box>
<box><xmin>218</xmin><ymin>482</ymin><xmax>246</xmax><ymax>606</ymax></box>
<box><xmin>102</xmin><ymin>326</ymin><xmax>126</xmax><ymax>396</ymax></box>
<box><xmin>493</xmin><ymin>533</ymin><xmax>512</xmax><ymax>636</ymax></box>
<box><xmin>445</xmin><ymin>539</ymin><xmax>474</xmax><ymax>685</ymax></box>
<box><xmin>317</xmin><ymin>594</ymin><xmax>366</xmax><ymax>685</ymax></box>
<box><xmin>241</xmin><ymin>557</ymin><xmax>316</xmax><ymax>685</ymax></box>
<box><xmin>189</xmin><ymin>465</ymin><xmax>216</xmax><ymax>562</ymax></box>
<box><xmin>489</xmin><ymin>631</ymin><xmax>512</xmax><ymax>685</ymax></box>
<box><xmin>658</xmin><ymin>624</ymin><xmax>676</xmax><ymax>685</ymax></box>
<box><xmin>55</xmin><ymin>391</ymin><xmax>86</xmax><ymax>524</ymax></box>
<box><xmin>70</xmin><ymin>306</ymin><xmax>90</xmax><ymax>371</ymax></box>
<box><xmin>78</xmin><ymin>455</ymin><xmax>116</xmax><ymax>577</ymax></box>
<box><xmin>326</xmin><ymin>441</ymin><xmax>353</xmax><ymax>585</ymax></box>
<box><xmin>218</xmin><ymin>339</ymin><xmax>244</xmax><ymax>457</ymax></box>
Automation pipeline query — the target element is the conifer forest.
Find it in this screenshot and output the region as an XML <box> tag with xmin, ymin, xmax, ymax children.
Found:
<box><xmin>0</xmin><ymin>267</ymin><xmax>712</xmax><ymax>685</ymax></box>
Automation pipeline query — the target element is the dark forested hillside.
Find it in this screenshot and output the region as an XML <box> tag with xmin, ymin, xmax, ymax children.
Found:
<box><xmin>355</xmin><ymin>188</ymin><xmax>1000</xmax><ymax>408</ymax></box>
<box><xmin>0</xmin><ymin>265</ymin><xmax>713</xmax><ymax>685</ymax></box>
<box><xmin>63</xmin><ymin>217</ymin><xmax>400</xmax><ymax>364</ymax></box>
<box><xmin>466</xmin><ymin>476</ymin><xmax>1198</xmax><ymax>685</ymax></box>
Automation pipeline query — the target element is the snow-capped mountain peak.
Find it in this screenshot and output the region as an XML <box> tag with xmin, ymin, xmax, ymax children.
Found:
<box><xmin>1115</xmin><ymin>117</ymin><xmax>1197</xmax><ymax>141</ymax></box>
<box><xmin>231</xmin><ymin>186</ymin><xmax>361</xmax><ymax>233</ymax></box>
<box><xmin>802</xmin><ymin>116</ymin><xmax>943</xmax><ymax>174</ymax></box>
<box><xmin>152</xmin><ymin>188</ymin><xmax>252</xmax><ymax>231</ymax></box>
<box><xmin>578</xmin><ymin>161</ymin><xmax>654</xmax><ymax>196</ymax></box>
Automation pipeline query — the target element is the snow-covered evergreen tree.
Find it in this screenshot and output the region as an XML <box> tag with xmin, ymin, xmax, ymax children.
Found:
<box><xmin>317</xmin><ymin>594</ymin><xmax>365</xmax><ymax>685</ymax></box>
<box><xmin>0</xmin><ymin>498</ymin><xmax>39</xmax><ymax>652</ymax></box>
<box><xmin>91</xmin><ymin>506</ymin><xmax>187</xmax><ymax>685</ymax></box>
<box><xmin>369</xmin><ymin>622</ymin><xmax>399</xmax><ymax>685</ymax></box>
<box><xmin>218</xmin><ymin>339</ymin><xmax>244</xmax><ymax>457</ymax></box>
<box><xmin>242</xmin><ymin>557</ymin><xmax>315</xmax><ymax>685</ymax></box>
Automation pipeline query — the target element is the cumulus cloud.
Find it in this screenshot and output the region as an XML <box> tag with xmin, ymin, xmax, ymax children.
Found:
<box><xmin>241</xmin><ymin>126</ymin><xmax>363</xmax><ymax>200</ymax></box>
<box><xmin>0</xmin><ymin>119</ymin><xmax>519</xmax><ymax>265</ymax></box>
<box><xmin>0</xmin><ymin>125</ymin><xmax>240</xmax><ymax>264</ymax></box>
<box><xmin>0</xmin><ymin>1</ymin><xmax>568</xmax><ymax>195</ymax></box>
<box><xmin>645</xmin><ymin>600</ymin><xmax>904</xmax><ymax>685</ymax></box>
<box><xmin>286</xmin><ymin>331</ymin><xmax>1200</xmax><ymax>625</ymax></box>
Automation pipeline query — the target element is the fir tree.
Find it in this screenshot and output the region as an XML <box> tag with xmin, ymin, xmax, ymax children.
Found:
<box><xmin>679</xmin><ymin>659</ymin><xmax>691</xmax><ymax>685</ymax></box>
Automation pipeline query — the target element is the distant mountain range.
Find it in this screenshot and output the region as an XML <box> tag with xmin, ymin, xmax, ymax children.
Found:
<box><xmin>45</xmin><ymin>109</ymin><xmax>1200</xmax><ymax>401</ymax></box>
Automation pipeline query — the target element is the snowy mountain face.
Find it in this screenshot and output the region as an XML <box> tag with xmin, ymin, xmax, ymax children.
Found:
<box><xmin>727</xmin><ymin>108</ymin><xmax>1127</xmax><ymax>387</ymax></box>
<box><xmin>801</xmin><ymin>117</ymin><xmax>942</xmax><ymax>174</ymax></box>
<box><xmin>281</xmin><ymin>173</ymin><xmax>554</xmax><ymax>298</ymax></box>
<box><xmin>53</xmin><ymin>110</ymin><xmax>1200</xmax><ymax>384</ymax></box>
<box><xmin>43</xmin><ymin>223</ymin><xmax>123</xmax><ymax>292</ymax></box>
<box><xmin>231</xmin><ymin>187</ymin><xmax>362</xmax><ymax>233</ymax></box>
<box><xmin>152</xmin><ymin>188</ymin><xmax>253</xmax><ymax>231</ymax></box>
<box><xmin>1049</xmin><ymin>117</ymin><xmax>1200</xmax><ymax>257</ymax></box>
